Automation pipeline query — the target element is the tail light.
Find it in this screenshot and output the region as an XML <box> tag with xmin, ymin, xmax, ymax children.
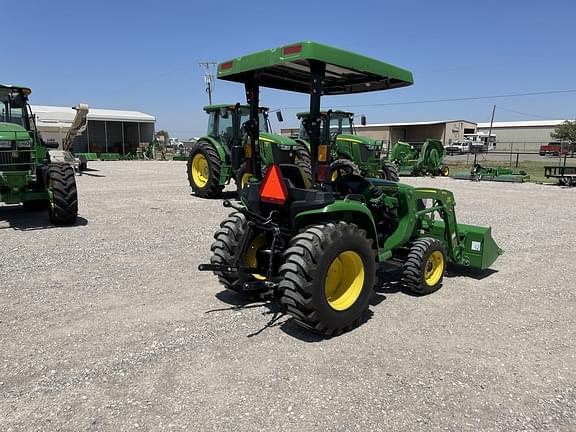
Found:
<box><xmin>317</xmin><ymin>165</ymin><xmax>328</xmax><ymax>183</ymax></box>
<box><xmin>282</xmin><ymin>44</ymin><xmax>302</xmax><ymax>56</ymax></box>
<box><xmin>318</xmin><ymin>145</ymin><xmax>329</xmax><ymax>162</ymax></box>
<box><xmin>244</xmin><ymin>143</ymin><xmax>252</xmax><ymax>158</ymax></box>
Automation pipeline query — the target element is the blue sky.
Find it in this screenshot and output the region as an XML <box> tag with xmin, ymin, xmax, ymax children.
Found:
<box><xmin>3</xmin><ymin>0</ymin><xmax>575</xmax><ymax>139</ymax></box>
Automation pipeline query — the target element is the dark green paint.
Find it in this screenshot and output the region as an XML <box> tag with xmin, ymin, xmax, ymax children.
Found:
<box><xmin>0</xmin><ymin>85</ymin><xmax>52</xmax><ymax>204</ymax></box>
<box><xmin>218</xmin><ymin>41</ymin><xmax>413</xmax><ymax>95</ymax></box>
<box><xmin>389</xmin><ymin>139</ymin><xmax>447</xmax><ymax>176</ymax></box>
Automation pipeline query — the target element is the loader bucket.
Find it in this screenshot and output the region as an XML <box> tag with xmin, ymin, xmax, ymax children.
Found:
<box><xmin>457</xmin><ymin>223</ymin><xmax>503</xmax><ymax>270</ymax></box>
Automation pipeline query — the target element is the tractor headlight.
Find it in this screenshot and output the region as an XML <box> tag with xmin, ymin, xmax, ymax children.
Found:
<box><xmin>0</xmin><ymin>140</ymin><xmax>12</xmax><ymax>149</ymax></box>
<box><xmin>17</xmin><ymin>140</ymin><xmax>32</xmax><ymax>149</ymax></box>
<box><xmin>277</xmin><ymin>144</ymin><xmax>293</xmax><ymax>151</ymax></box>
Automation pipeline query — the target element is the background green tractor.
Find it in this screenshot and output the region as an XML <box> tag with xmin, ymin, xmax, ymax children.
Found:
<box><xmin>295</xmin><ymin>110</ymin><xmax>399</xmax><ymax>181</ymax></box>
<box><xmin>0</xmin><ymin>85</ymin><xmax>78</xmax><ymax>225</ymax></box>
<box><xmin>187</xmin><ymin>104</ymin><xmax>310</xmax><ymax>197</ymax></box>
<box><xmin>389</xmin><ymin>139</ymin><xmax>450</xmax><ymax>177</ymax></box>
<box><xmin>198</xmin><ymin>42</ymin><xmax>502</xmax><ymax>336</ymax></box>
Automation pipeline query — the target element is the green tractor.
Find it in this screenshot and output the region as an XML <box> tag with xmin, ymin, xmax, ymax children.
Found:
<box><xmin>198</xmin><ymin>42</ymin><xmax>502</xmax><ymax>336</ymax></box>
<box><xmin>187</xmin><ymin>104</ymin><xmax>310</xmax><ymax>197</ymax></box>
<box><xmin>295</xmin><ymin>110</ymin><xmax>399</xmax><ymax>181</ymax></box>
<box><xmin>389</xmin><ymin>139</ymin><xmax>450</xmax><ymax>177</ymax></box>
<box><xmin>0</xmin><ymin>85</ymin><xmax>78</xmax><ymax>224</ymax></box>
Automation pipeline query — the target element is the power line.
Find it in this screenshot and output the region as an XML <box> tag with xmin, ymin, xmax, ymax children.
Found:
<box><xmin>496</xmin><ymin>106</ymin><xmax>549</xmax><ymax>119</ymax></box>
<box><xmin>275</xmin><ymin>89</ymin><xmax>576</xmax><ymax>110</ymax></box>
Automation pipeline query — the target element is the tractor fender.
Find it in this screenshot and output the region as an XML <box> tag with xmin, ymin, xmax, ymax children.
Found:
<box><xmin>293</xmin><ymin>138</ymin><xmax>310</xmax><ymax>151</ymax></box>
<box><xmin>293</xmin><ymin>199</ymin><xmax>380</xmax><ymax>251</ymax></box>
<box><xmin>195</xmin><ymin>136</ymin><xmax>231</xmax><ymax>185</ymax></box>
<box><xmin>197</xmin><ymin>136</ymin><xmax>229</xmax><ymax>162</ymax></box>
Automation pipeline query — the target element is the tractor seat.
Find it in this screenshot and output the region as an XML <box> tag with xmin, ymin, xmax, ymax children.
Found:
<box><xmin>278</xmin><ymin>164</ymin><xmax>311</xmax><ymax>189</ymax></box>
<box><xmin>328</xmin><ymin>174</ymin><xmax>372</xmax><ymax>196</ymax></box>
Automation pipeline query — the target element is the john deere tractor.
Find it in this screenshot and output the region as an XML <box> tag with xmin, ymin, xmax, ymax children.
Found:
<box><xmin>187</xmin><ymin>104</ymin><xmax>310</xmax><ymax>197</ymax></box>
<box><xmin>295</xmin><ymin>110</ymin><xmax>399</xmax><ymax>181</ymax></box>
<box><xmin>389</xmin><ymin>139</ymin><xmax>450</xmax><ymax>177</ymax></box>
<box><xmin>0</xmin><ymin>85</ymin><xmax>77</xmax><ymax>224</ymax></box>
<box><xmin>199</xmin><ymin>42</ymin><xmax>501</xmax><ymax>336</ymax></box>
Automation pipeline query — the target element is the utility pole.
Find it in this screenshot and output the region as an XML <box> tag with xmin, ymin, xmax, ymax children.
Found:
<box><xmin>475</xmin><ymin>104</ymin><xmax>496</xmax><ymax>166</ymax></box>
<box><xmin>199</xmin><ymin>62</ymin><xmax>217</xmax><ymax>105</ymax></box>
<box><xmin>487</xmin><ymin>104</ymin><xmax>496</xmax><ymax>150</ymax></box>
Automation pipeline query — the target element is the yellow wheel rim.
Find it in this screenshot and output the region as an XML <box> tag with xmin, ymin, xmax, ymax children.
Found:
<box><xmin>443</xmin><ymin>167</ymin><xmax>450</xmax><ymax>176</ymax></box>
<box><xmin>330</xmin><ymin>168</ymin><xmax>347</xmax><ymax>181</ymax></box>
<box><xmin>324</xmin><ymin>251</ymin><xmax>365</xmax><ymax>311</ymax></box>
<box><xmin>191</xmin><ymin>153</ymin><xmax>209</xmax><ymax>187</ymax></box>
<box><xmin>245</xmin><ymin>233</ymin><xmax>267</xmax><ymax>280</ymax></box>
<box><xmin>424</xmin><ymin>251</ymin><xmax>445</xmax><ymax>286</ymax></box>
<box><xmin>240</xmin><ymin>172</ymin><xmax>252</xmax><ymax>189</ymax></box>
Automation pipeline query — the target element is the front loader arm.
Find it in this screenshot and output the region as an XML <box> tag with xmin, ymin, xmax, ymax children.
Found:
<box><xmin>62</xmin><ymin>104</ymin><xmax>89</xmax><ymax>151</ymax></box>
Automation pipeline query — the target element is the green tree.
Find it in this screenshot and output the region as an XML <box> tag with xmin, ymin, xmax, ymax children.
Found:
<box><xmin>155</xmin><ymin>129</ymin><xmax>169</xmax><ymax>143</ymax></box>
<box><xmin>551</xmin><ymin>120</ymin><xmax>576</xmax><ymax>143</ymax></box>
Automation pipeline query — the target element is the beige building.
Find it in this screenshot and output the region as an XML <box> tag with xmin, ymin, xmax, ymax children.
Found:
<box><xmin>355</xmin><ymin>120</ymin><xmax>477</xmax><ymax>145</ymax></box>
<box><xmin>281</xmin><ymin>119</ymin><xmax>478</xmax><ymax>147</ymax></box>
<box><xmin>477</xmin><ymin>120</ymin><xmax>566</xmax><ymax>152</ymax></box>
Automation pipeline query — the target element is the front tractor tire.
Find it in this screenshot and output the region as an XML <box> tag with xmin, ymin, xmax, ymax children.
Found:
<box><xmin>48</xmin><ymin>164</ymin><xmax>78</xmax><ymax>225</ymax></box>
<box><xmin>402</xmin><ymin>238</ymin><xmax>447</xmax><ymax>295</ymax></box>
<box><xmin>329</xmin><ymin>159</ymin><xmax>360</xmax><ymax>181</ymax></box>
<box><xmin>210</xmin><ymin>212</ymin><xmax>269</xmax><ymax>297</ymax></box>
<box><xmin>236</xmin><ymin>162</ymin><xmax>253</xmax><ymax>193</ymax></box>
<box><xmin>379</xmin><ymin>161</ymin><xmax>400</xmax><ymax>182</ymax></box>
<box><xmin>187</xmin><ymin>142</ymin><xmax>223</xmax><ymax>198</ymax></box>
<box><xmin>279</xmin><ymin>222</ymin><xmax>377</xmax><ymax>336</ymax></box>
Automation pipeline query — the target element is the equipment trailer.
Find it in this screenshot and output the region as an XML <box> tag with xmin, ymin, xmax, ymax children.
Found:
<box><xmin>198</xmin><ymin>42</ymin><xmax>502</xmax><ymax>336</ymax></box>
<box><xmin>544</xmin><ymin>165</ymin><xmax>576</xmax><ymax>186</ymax></box>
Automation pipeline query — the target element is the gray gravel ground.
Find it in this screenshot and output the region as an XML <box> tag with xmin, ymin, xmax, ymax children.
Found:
<box><xmin>1</xmin><ymin>161</ymin><xmax>575</xmax><ymax>431</ymax></box>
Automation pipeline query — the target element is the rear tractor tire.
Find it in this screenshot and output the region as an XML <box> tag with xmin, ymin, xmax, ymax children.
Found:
<box><xmin>292</xmin><ymin>143</ymin><xmax>313</xmax><ymax>186</ymax></box>
<box><xmin>402</xmin><ymin>238</ymin><xmax>447</xmax><ymax>295</ymax></box>
<box><xmin>187</xmin><ymin>141</ymin><xmax>223</xmax><ymax>198</ymax></box>
<box><xmin>210</xmin><ymin>212</ymin><xmax>270</xmax><ymax>298</ymax></box>
<box><xmin>328</xmin><ymin>159</ymin><xmax>360</xmax><ymax>181</ymax></box>
<box><xmin>279</xmin><ymin>222</ymin><xmax>376</xmax><ymax>336</ymax></box>
<box><xmin>48</xmin><ymin>164</ymin><xmax>78</xmax><ymax>225</ymax></box>
<box><xmin>379</xmin><ymin>161</ymin><xmax>400</xmax><ymax>182</ymax></box>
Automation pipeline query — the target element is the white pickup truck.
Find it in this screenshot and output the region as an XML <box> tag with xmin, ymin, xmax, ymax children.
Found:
<box><xmin>444</xmin><ymin>141</ymin><xmax>470</xmax><ymax>155</ymax></box>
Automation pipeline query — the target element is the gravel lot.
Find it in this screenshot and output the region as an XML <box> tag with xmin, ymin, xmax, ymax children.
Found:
<box><xmin>1</xmin><ymin>161</ymin><xmax>575</xmax><ymax>431</ymax></box>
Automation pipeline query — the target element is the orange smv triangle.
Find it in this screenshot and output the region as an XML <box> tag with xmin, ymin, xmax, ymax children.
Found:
<box><xmin>260</xmin><ymin>164</ymin><xmax>288</xmax><ymax>205</ymax></box>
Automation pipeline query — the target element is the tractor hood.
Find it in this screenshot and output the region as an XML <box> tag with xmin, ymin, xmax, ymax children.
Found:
<box><xmin>335</xmin><ymin>133</ymin><xmax>377</xmax><ymax>146</ymax></box>
<box><xmin>259</xmin><ymin>132</ymin><xmax>297</xmax><ymax>146</ymax></box>
<box><xmin>0</xmin><ymin>122</ymin><xmax>30</xmax><ymax>141</ymax></box>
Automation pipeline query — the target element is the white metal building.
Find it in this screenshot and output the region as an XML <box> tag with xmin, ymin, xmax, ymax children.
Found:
<box><xmin>32</xmin><ymin>105</ymin><xmax>156</xmax><ymax>154</ymax></box>
<box><xmin>477</xmin><ymin>120</ymin><xmax>566</xmax><ymax>152</ymax></box>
